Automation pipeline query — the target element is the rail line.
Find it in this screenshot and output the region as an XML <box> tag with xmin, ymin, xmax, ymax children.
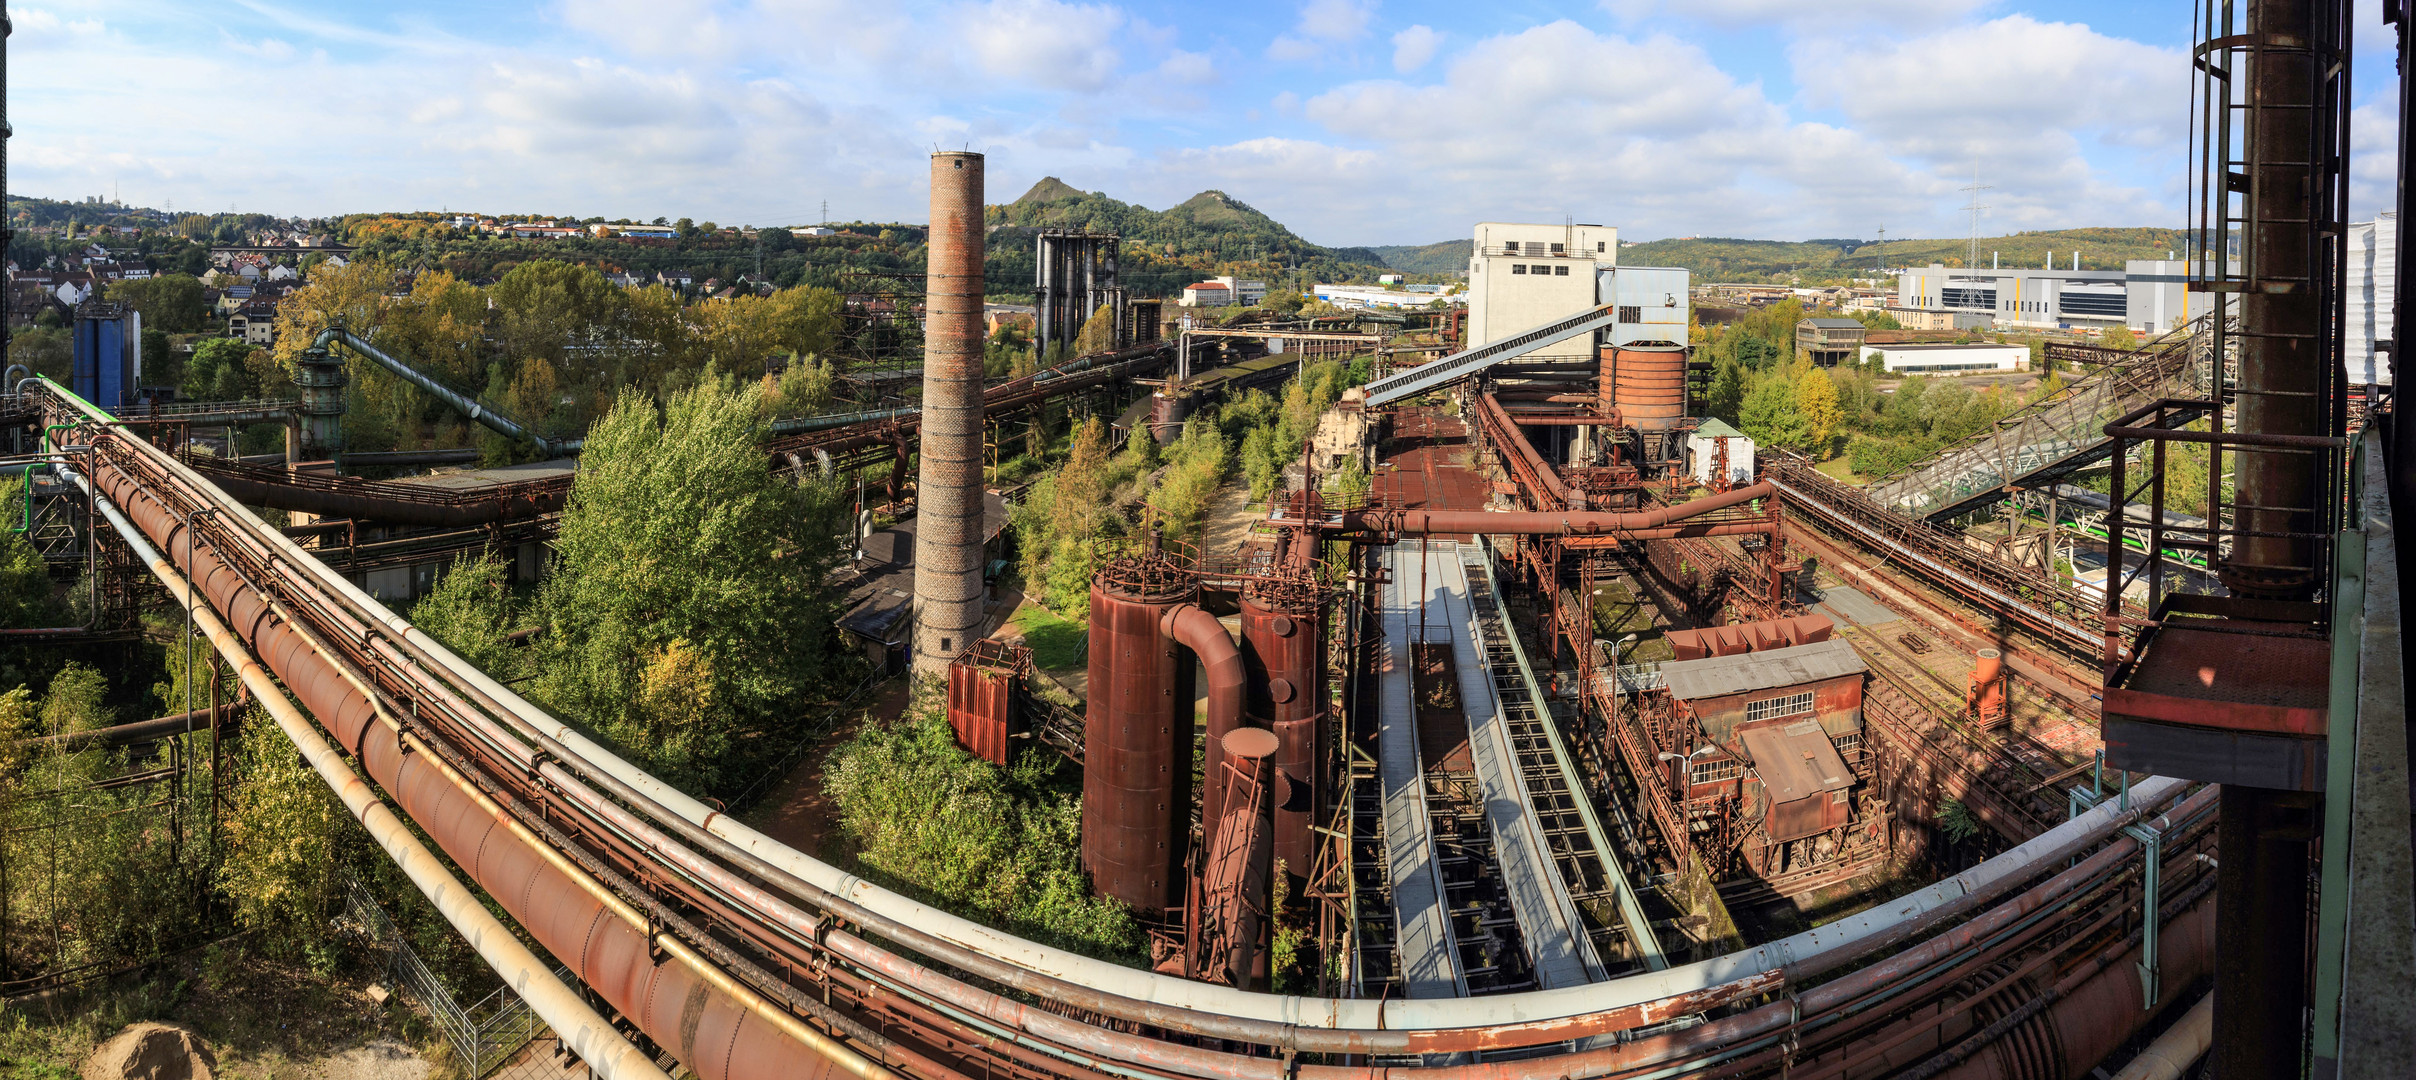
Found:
<box><xmin>27</xmin><ymin>377</ymin><xmax>2227</xmax><ymax>1080</ymax></box>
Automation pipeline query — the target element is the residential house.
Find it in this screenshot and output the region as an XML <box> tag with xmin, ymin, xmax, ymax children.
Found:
<box><xmin>1180</xmin><ymin>281</ymin><xmax>1233</xmax><ymax>307</ymax></box>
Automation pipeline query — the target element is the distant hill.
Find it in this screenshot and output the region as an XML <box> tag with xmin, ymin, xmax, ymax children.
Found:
<box><xmin>1619</xmin><ymin>227</ymin><xmax>2190</xmax><ymax>280</ymax></box>
<box><xmin>1370</xmin><ymin>240</ymin><xmax>1469</xmax><ymax>275</ymax></box>
<box><xmin>986</xmin><ymin>178</ymin><xmax>1403</xmax><ymax>298</ymax></box>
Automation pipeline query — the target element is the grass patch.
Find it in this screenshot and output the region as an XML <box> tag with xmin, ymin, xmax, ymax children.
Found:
<box><xmin>1013</xmin><ymin>604</ymin><xmax>1087</xmax><ymax>672</ymax></box>
<box><xmin>1815</xmin><ymin>457</ymin><xmax>1865</xmax><ymax>484</ymax></box>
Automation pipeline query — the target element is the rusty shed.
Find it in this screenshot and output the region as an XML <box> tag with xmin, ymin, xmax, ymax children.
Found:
<box><xmin>1661</xmin><ymin>638</ymin><xmax>1868</xmax><ymax>845</ymax></box>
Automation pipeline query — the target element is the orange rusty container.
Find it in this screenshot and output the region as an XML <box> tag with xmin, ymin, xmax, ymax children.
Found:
<box><xmin>946</xmin><ymin>640</ymin><xmax>1029</xmax><ymax>766</ymax></box>
<box><xmin>1605</xmin><ymin>344</ymin><xmax>1688</xmax><ymax>432</ymax></box>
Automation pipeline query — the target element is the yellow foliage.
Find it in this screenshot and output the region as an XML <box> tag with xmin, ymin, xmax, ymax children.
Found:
<box><xmin>269</xmin><ymin>256</ymin><xmax>397</xmax><ymax>375</ymax></box>
<box><xmin>1794</xmin><ymin>362</ymin><xmax>1843</xmax><ymax>450</ymax></box>
<box><xmin>635</xmin><ymin>638</ymin><xmax>717</xmax><ymax>731</ymax></box>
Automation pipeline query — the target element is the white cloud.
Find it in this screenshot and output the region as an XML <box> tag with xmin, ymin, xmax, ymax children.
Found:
<box><xmin>1391</xmin><ymin>25</ymin><xmax>1439</xmax><ymax>73</ymax></box>
<box><xmin>556</xmin><ymin>0</ymin><xmax>741</xmax><ymax>59</ymax></box>
<box><xmin>1298</xmin><ymin>0</ymin><xmax>1377</xmax><ymax>41</ymax></box>
<box><xmin>1601</xmin><ymin>0</ymin><xmax>1988</xmax><ymax>27</ymax></box>
<box><xmin>961</xmin><ymin>0</ymin><xmax>1128</xmax><ymax>93</ymax></box>
<box><xmin>1158</xmin><ymin>49</ymin><xmax>1216</xmax><ymax>85</ymax></box>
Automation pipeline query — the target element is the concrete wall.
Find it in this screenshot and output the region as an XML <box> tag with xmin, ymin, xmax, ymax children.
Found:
<box><xmin>1468</xmin><ymin>221</ymin><xmax>1615</xmax><ymax>363</ymax></box>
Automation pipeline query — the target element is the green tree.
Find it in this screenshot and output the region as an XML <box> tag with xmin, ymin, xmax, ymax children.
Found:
<box><xmin>0</xmin><ymin>472</ymin><xmax>58</xmax><ymax>629</ymax></box>
<box><xmin>533</xmin><ymin>377</ymin><xmax>854</xmax><ymax>792</ymax></box>
<box><xmin>1739</xmin><ymin>371</ymin><xmax>1813</xmax><ymax>453</ymax></box>
<box><xmin>104</xmin><ymin>273</ymin><xmax>207</xmax><ymax>333</ymax></box>
<box><xmin>183</xmin><ymin>336</ymin><xmax>261</xmax><ymax>401</ymax></box>
<box><xmin>1705</xmin><ymin>357</ymin><xmax>1746</xmax><ymax>425</ymax></box>
<box><xmin>2103</xmin><ymin>324</ymin><xmax>2137</xmax><ymax>350</ymax></box>
<box><xmin>217</xmin><ymin>707</ymin><xmax>350</xmax><ymax>963</ymax></box>
<box><xmin>412</xmin><ymin>549</ymin><xmax>521</xmax><ymax>677</ymax></box>
<box><xmin>1073</xmin><ymin>303</ymin><xmax>1118</xmax><ymax>356</ymax></box>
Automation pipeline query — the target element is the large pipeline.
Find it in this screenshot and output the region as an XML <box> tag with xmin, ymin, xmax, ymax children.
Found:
<box><xmin>314</xmin><ymin>327</ymin><xmax>580</xmax><ymax>458</ymax></box>
<box><xmin>1344</xmin><ymin>481</ymin><xmax>1776</xmax><ymax>537</ymax></box>
<box><xmin>61</xmin><ymin>461</ymin><xmax>671</xmax><ymax>1080</ymax></box>
<box><xmin>56</xmin><ymin>411</ymin><xmax>865</xmax><ymax>1080</ymax></box>
<box><xmin>184</xmin><ymin>455</ymin><xmax>569</xmax><ymax>528</ymax></box>
<box><xmin>1165</xmin><ymin>603</ymin><xmax>1248</xmax><ymax>853</ymax></box>
<box><xmin>33</xmin><ymin>373</ymin><xmax>2227</xmax><ymax>1079</ymax></box>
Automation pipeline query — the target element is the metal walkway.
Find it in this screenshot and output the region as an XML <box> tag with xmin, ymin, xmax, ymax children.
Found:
<box><xmin>1363</xmin><ymin>305</ymin><xmax>1619</xmax><ymax>407</ymax></box>
<box><xmin>1375</xmin><ymin>543</ymin><xmax>1466</xmax><ymax>998</ymax></box>
<box><xmin>1863</xmin><ymin>317</ymin><xmax>2215</xmax><ymax>521</ymax></box>
<box><xmin>1450</xmin><ymin>547</ymin><xmax>1609</xmax><ymax>988</ymax></box>
<box><xmin>1463</xmin><ymin>544</ymin><xmax>1667</xmax><ymax>976</ymax></box>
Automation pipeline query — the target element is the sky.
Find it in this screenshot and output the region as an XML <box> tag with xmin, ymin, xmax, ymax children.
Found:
<box><xmin>8</xmin><ymin>0</ymin><xmax>2404</xmax><ymax>247</ymax></box>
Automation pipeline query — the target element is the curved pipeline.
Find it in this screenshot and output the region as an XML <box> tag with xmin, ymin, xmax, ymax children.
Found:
<box><xmin>31</xmin><ymin>374</ymin><xmax>2222</xmax><ymax>1080</ymax></box>
<box><xmin>64</xmin><ymin>462</ymin><xmax>672</xmax><ymax>1080</ymax></box>
<box><xmin>1346</xmin><ymin>480</ymin><xmax>1777</xmax><ymax>538</ymax></box>
<box><xmin>314</xmin><ymin>327</ymin><xmax>582</xmax><ymax>457</ymax></box>
<box><xmin>1164</xmin><ymin>603</ymin><xmax>1248</xmax><ymax>849</ymax></box>
<box><xmin>71</xmin><ymin>438</ymin><xmax>855</xmax><ymax>1080</ymax></box>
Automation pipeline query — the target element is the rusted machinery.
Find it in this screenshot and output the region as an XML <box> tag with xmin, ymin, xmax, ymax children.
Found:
<box><xmin>1082</xmin><ymin>541</ymin><xmax>1206</xmax><ymax>914</ymax></box>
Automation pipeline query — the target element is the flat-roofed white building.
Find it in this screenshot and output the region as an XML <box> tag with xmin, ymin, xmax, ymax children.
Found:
<box><xmin>1469</xmin><ymin>221</ymin><xmax>1616</xmax><ymax>363</ymax></box>
<box><xmin>1313</xmin><ymin>284</ymin><xmax>1462</xmax><ymax>311</ymax></box>
<box><xmin>1858</xmin><ymin>342</ymin><xmax>2029</xmax><ymax>374</ymax></box>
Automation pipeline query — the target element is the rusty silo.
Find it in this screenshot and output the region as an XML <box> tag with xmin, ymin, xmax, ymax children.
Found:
<box><xmin>912</xmin><ymin>150</ymin><xmax>988</xmax><ymax>676</ymax></box>
<box><xmin>1240</xmin><ymin>567</ymin><xmax>1324</xmax><ymax>886</ymax></box>
<box><xmin>1082</xmin><ymin>547</ymin><xmax>1199</xmax><ymax>913</ymax></box>
<box><xmin>1605</xmin><ymin>343</ymin><xmax>1688</xmax><ymax>431</ymax></box>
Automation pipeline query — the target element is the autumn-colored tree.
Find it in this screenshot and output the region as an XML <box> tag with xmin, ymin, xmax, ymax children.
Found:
<box><xmin>1073</xmin><ymin>303</ymin><xmax>1118</xmax><ymax>356</ymax></box>
<box><xmin>1793</xmin><ymin>361</ymin><xmax>1843</xmax><ymax>452</ymax></box>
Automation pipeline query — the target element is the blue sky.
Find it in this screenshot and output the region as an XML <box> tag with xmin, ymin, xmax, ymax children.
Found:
<box><xmin>9</xmin><ymin>0</ymin><xmax>2401</xmax><ymax>246</ymax></box>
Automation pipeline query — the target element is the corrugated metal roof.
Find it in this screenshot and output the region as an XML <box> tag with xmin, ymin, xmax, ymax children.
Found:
<box><xmin>1741</xmin><ymin>719</ymin><xmax>1854</xmax><ymax>803</ymax></box>
<box><xmin>1661</xmin><ymin>638</ymin><xmax>1865</xmax><ymax>701</ymax></box>
<box><xmin>1691</xmin><ymin>418</ymin><xmax>1747</xmax><ymax>440</ymax></box>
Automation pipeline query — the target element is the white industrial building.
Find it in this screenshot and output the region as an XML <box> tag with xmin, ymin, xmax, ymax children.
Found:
<box><xmin>1464</xmin><ymin>221</ymin><xmax>1686</xmax><ymax>356</ymax></box>
<box><xmin>1685</xmin><ymin>419</ymin><xmax>1754</xmax><ymax>488</ymax></box>
<box><xmin>1894</xmin><ymin>260</ymin><xmax>2221</xmax><ymax>335</ymax></box>
<box><xmin>1468</xmin><ymin>222</ymin><xmax>1619</xmax><ymax>363</ymax></box>
<box><xmin>1312</xmin><ymin>284</ymin><xmax>1462</xmax><ymax>311</ymax></box>
<box><xmin>1858</xmin><ymin>342</ymin><xmax>2029</xmax><ymax>374</ymax></box>
<box><xmin>2347</xmin><ymin>212</ymin><xmax>2398</xmax><ymax>386</ymax></box>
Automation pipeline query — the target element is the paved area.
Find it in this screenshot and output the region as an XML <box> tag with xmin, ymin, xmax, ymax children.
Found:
<box><xmin>1811</xmin><ymin>584</ymin><xmax>1900</xmax><ymax>627</ymax></box>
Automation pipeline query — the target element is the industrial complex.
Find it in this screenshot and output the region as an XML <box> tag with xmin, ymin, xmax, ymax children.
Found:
<box><xmin>1</xmin><ymin>1</ymin><xmax>2412</xmax><ymax>1079</ymax></box>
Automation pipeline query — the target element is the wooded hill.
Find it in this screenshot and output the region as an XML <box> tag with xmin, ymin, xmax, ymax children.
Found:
<box><xmin>986</xmin><ymin>178</ymin><xmax>1400</xmax><ymax>298</ymax></box>
<box><xmin>1370</xmin><ymin>227</ymin><xmax>2193</xmax><ymax>282</ymax></box>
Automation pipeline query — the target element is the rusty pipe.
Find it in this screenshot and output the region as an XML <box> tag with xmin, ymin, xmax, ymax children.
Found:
<box><xmin>1165</xmin><ymin>602</ymin><xmax>1248</xmax><ymax>851</ymax></box>
<box><xmin>85</xmin><ymin>478</ymin><xmax>670</xmax><ymax>1080</ymax></box>
<box><xmin>1345</xmin><ymin>481</ymin><xmax>1775</xmax><ymax>537</ymax></box>
<box><xmin>75</xmin><ymin>454</ymin><xmax>865</xmax><ymax>1080</ymax></box>
<box><xmin>2105</xmin><ymin>992</ymin><xmax>2212</xmax><ymax>1080</ymax></box>
<box><xmin>1477</xmin><ymin>392</ymin><xmax>1576</xmax><ymax>508</ymax></box>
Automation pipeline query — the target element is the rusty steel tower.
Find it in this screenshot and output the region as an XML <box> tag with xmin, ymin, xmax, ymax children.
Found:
<box><xmin>912</xmin><ymin>151</ymin><xmax>987</xmax><ymax>675</ymax></box>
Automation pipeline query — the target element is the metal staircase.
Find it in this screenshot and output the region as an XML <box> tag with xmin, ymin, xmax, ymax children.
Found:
<box><xmin>1865</xmin><ymin>316</ymin><xmax>2219</xmax><ymax>522</ymax></box>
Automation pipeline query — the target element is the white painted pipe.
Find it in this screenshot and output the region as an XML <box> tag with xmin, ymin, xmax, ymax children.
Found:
<box><xmin>2108</xmin><ymin>992</ymin><xmax>2213</xmax><ymax>1080</ymax></box>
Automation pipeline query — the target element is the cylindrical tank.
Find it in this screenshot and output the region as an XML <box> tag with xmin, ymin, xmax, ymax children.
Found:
<box><xmin>1082</xmin><ymin>554</ymin><xmax>1197</xmax><ymax>914</ymax></box>
<box><xmin>911</xmin><ymin>150</ymin><xmax>987</xmax><ymax>676</ymax></box>
<box><xmin>1241</xmin><ymin>573</ymin><xmax>1325</xmax><ymax>886</ymax></box>
<box><xmin>1606</xmin><ymin>344</ymin><xmax>1687</xmax><ymax>432</ymax></box>
<box><xmin>1149</xmin><ymin>390</ymin><xmax>1191</xmax><ymax>444</ymax></box>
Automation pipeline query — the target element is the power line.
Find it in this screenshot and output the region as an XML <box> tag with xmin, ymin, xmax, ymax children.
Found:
<box><xmin>1959</xmin><ymin>161</ymin><xmax>1992</xmax><ymax>272</ymax></box>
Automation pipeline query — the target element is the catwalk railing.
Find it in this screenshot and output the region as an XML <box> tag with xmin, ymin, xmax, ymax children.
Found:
<box><xmin>1864</xmin><ymin>316</ymin><xmax>2218</xmax><ymax>522</ymax></box>
<box><xmin>32</xmin><ymin>375</ymin><xmax>2229</xmax><ymax>1080</ymax></box>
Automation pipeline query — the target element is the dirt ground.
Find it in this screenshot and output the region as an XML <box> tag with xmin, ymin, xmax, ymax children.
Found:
<box><xmin>0</xmin><ymin>944</ymin><xmax>448</xmax><ymax>1080</ymax></box>
<box><xmin>747</xmin><ymin>677</ymin><xmax>914</xmax><ymax>861</ymax></box>
<box><xmin>1197</xmin><ymin>481</ymin><xmax>1262</xmax><ymax>562</ymax></box>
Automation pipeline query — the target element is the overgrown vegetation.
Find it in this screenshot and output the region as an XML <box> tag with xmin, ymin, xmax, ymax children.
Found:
<box><xmin>521</xmin><ymin>376</ymin><xmax>858</xmax><ymax>793</ymax></box>
<box><xmin>824</xmin><ymin>686</ymin><xmax>1141</xmax><ymax>961</ymax></box>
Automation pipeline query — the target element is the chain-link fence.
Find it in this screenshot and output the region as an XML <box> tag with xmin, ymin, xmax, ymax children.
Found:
<box><xmin>336</xmin><ymin>875</ymin><xmax>558</xmax><ymax>1078</ymax></box>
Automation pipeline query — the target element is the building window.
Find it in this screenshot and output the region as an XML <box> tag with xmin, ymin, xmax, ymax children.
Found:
<box><xmin>1598</xmin><ymin>242</ymin><xmax>1607</xmax><ymax>252</ymax></box>
<box><xmin>1550</xmin><ymin>243</ymin><xmax>1564</xmax><ymax>253</ymax></box>
<box><xmin>1745</xmin><ymin>691</ymin><xmax>1815</xmax><ymax>724</ymax></box>
<box><xmin>1941</xmin><ymin>287</ymin><xmax>1996</xmax><ymax>310</ymax></box>
<box><xmin>1833</xmin><ymin>731</ymin><xmax>1862</xmax><ymax>758</ymax></box>
<box><xmin>1618</xmin><ymin>305</ymin><xmax>1642</xmax><ymax>323</ymax></box>
<box><xmin>1690</xmin><ymin>758</ymin><xmax>1742</xmax><ymax>786</ymax></box>
<box><xmin>1512</xmin><ymin>264</ymin><xmax>1527</xmax><ymax>275</ymax></box>
<box><xmin>1554</xmin><ymin>265</ymin><xmax>1569</xmax><ymax>276</ymax></box>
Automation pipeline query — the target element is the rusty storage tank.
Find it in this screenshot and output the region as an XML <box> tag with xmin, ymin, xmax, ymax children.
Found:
<box><xmin>1240</xmin><ymin>568</ymin><xmax>1325</xmax><ymax>887</ymax></box>
<box><xmin>1083</xmin><ymin>547</ymin><xmax>1199</xmax><ymax>913</ymax></box>
<box><xmin>1149</xmin><ymin>390</ymin><xmax>1192</xmax><ymax>445</ymax></box>
<box><xmin>1604</xmin><ymin>343</ymin><xmax>1688</xmax><ymax>432</ymax></box>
